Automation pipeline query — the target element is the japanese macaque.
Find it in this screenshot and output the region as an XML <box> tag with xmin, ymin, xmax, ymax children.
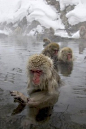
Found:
<box><xmin>58</xmin><ymin>47</ymin><xmax>73</xmax><ymax>63</ymax></box>
<box><xmin>43</xmin><ymin>38</ymin><xmax>51</xmax><ymax>46</ymax></box>
<box><xmin>10</xmin><ymin>54</ymin><xmax>60</xmax><ymax>107</ymax></box>
<box><xmin>12</xmin><ymin>98</ymin><xmax>59</xmax><ymax>124</ymax></box>
<box><xmin>42</xmin><ymin>43</ymin><xmax>60</xmax><ymax>61</ymax></box>
<box><xmin>79</xmin><ymin>26</ymin><xmax>86</xmax><ymax>39</ymax></box>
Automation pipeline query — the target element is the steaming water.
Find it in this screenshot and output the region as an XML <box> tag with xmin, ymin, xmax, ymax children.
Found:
<box><xmin>0</xmin><ymin>35</ymin><xmax>86</xmax><ymax>129</ymax></box>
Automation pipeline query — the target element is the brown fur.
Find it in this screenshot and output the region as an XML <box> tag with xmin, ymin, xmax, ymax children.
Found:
<box><xmin>27</xmin><ymin>54</ymin><xmax>60</xmax><ymax>93</ymax></box>
<box><xmin>42</xmin><ymin>43</ymin><xmax>60</xmax><ymax>60</ymax></box>
<box><xmin>10</xmin><ymin>54</ymin><xmax>60</xmax><ymax>107</ymax></box>
<box><xmin>58</xmin><ymin>47</ymin><xmax>73</xmax><ymax>63</ymax></box>
<box><xmin>43</xmin><ymin>38</ymin><xmax>51</xmax><ymax>46</ymax></box>
<box><xmin>79</xmin><ymin>26</ymin><xmax>86</xmax><ymax>39</ymax></box>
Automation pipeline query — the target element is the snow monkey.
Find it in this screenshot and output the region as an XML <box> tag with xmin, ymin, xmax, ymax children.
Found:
<box><xmin>10</xmin><ymin>54</ymin><xmax>60</xmax><ymax>107</ymax></box>
<box><xmin>43</xmin><ymin>38</ymin><xmax>51</xmax><ymax>46</ymax></box>
<box><xmin>79</xmin><ymin>26</ymin><xmax>86</xmax><ymax>39</ymax></box>
<box><xmin>42</xmin><ymin>42</ymin><xmax>60</xmax><ymax>61</ymax></box>
<box><xmin>58</xmin><ymin>47</ymin><xmax>73</xmax><ymax>63</ymax></box>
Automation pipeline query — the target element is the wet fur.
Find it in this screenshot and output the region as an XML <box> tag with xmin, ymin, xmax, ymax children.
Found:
<box><xmin>58</xmin><ymin>47</ymin><xmax>73</xmax><ymax>63</ymax></box>
<box><xmin>10</xmin><ymin>54</ymin><xmax>60</xmax><ymax>106</ymax></box>
<box><xmin>42</xmin><ymin>43</ymin><xmax>59</xmax><ymax>61</ymax></box>
<box><xmin>27</xmin><ymin>54</ymin><xmax>60</xmax><ymax>94</ymax></box>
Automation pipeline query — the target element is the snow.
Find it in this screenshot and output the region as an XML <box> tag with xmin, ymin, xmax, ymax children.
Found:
<box><xmin>55</xmin><ymin>29</ymin><xmax>71</xmax><ymax>38</ymax></box>
<box><xmin>58</xmin><ymin>0</ymin><xmax>86</xmax><ymax>26</ymax></box>
<box><xmin>71</xmin><ymin>31</ymin><xmax>80</xmax><ymax>39</ymax></box>
<box><xmin>66</xmin><ymin>3</ymin><xmax>86</xmax><ymax>25</ymax></box>
<box><xmin>0</xmin><ymin>0</ymin><xmax>86</xmax><ymax>38</ymax></box>
<box><xmin>27</xmin><ymin>25</ymin><xmax>44</xmax><ymax>36</ymax></box>
<box><xmin>58</xmin><ymin>0</ymin><xmax>80</xmax><ymax>11</ymax></box>
<box><xmin>0</xmin><ymin>0</ymin><xmax>64</xmax><ymax>28</ymax></box>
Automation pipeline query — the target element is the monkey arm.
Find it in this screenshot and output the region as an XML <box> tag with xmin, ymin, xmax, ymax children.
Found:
<box><xmin>10</xmin><ymin>91</ymin><xmax>28</xmax><ymax>105</ymax></box>
<box><xmin>11</xmin><ymin>104</ymin><xmax>26</xmax><ymax>115</ymax></box>
<box><xmin>27</xmin><ymin>92</ymin><xmax>59</xmax><ymax>108</ymax></box>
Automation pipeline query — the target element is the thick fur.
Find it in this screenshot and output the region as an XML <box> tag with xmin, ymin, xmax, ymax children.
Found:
<box><xmin>27</xmin><ymin>54</ymin><xmax>60</xmax><ymax>94</ymax></box>
<box><xmin>10</xmin><ymin>54</ymin><xmax>60</xmax><ymax>106</ymax></box>
<box><xmin>58</xmin><ymin>47</ymin><xmax>73</xmax><ymax>63</ymax></box>
<box><xmin>43</xmin><ymin>38</ymin><xmax>51</xmax><ymax>46</ymax></box>
<box><xmin>79</xmin><ymin>26</ymin><xmax>86</xmax><ymax>39</ymax></box>
<box><xmin>42</xmin><ymin>43</ymin><xmax>59</xmax><ymax>60</ymax></box>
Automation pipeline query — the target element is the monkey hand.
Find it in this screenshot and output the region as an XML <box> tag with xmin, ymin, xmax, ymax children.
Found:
<box><xmin>10</xmin><ymin>91</ymin><xmax>28</xmax><ymax>105</ymax></box>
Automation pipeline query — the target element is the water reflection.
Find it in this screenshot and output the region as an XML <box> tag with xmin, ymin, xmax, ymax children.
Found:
<box><xmin>11</xmin><ymin>90</ymin><xmax>59</xmax><ymax>125</ymax></box>
<box><xmin>58</xmin><ymin>62</ymin><xmax>73</xmax><ymax>76</ymax></box>
<box><xmin>0</xmin><ymin>35</ymin><xmax>86</xmax><ymax>129</ymax></box>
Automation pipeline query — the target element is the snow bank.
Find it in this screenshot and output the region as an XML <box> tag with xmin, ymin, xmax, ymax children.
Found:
<box><xmin>0</xmin><ymin>0</ymin><xmax>86</xmax><ymax>38</ymax></box>
<box><xmin>27</xmin><ymin>25</ymin><xmax>44</xmax><ymax>36</ymax></box>
<box><xmin>58</xmin><ymin>0</ymin><xmax>86</xmax><ymax>26</ymax></box>
<box><xmin>0</xmin><ymin>0</ymin><xmax>64</xmax><ymax>30</ymax></box>
<box><xmin>55</xmin><ymin>29</ymin><xmax>71</xmax><ymax>38</ymax></box>
<box><xmin>71</xmin><ymin>31</ymin><xmax>80</xmax><ymax>38</ymax></box>
<box><xmin>66</xmin><ymin>3</ymin><xmax>86</xmax><ymax>25</ymax></box>
<box><xmin>58</xmin><ymin>0</ymin><xmax>80</xmax><ymax>11</ymax></box>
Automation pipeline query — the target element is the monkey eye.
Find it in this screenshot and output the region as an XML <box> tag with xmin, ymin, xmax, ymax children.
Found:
<box><xmin>36</xmin><ymin>70</ymin><xmax>42</xmax><ymax>73</ymax></box>
<box><xmin>30</xmin><ymin>70</ymin><xmax>35</xmax><ymax>73</ymax></box>
<box><xmin>30</xmin><ymin>70</ymin><xmax>42</xmax><ymax>74</ymax></box>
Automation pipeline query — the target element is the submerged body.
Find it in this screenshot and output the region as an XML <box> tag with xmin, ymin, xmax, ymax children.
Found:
<box><xmin>10</xmin><ymin>54</ymin><xmax>60</xmax><ymax>107</ymax></box>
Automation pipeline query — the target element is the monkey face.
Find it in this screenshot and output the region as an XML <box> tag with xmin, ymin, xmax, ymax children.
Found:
<box><xmin>61</xmin><ymin>48</ymin><xmax>73</xmax><ymax>62</ymax></box>
<box><xmin>49</xmin><ymin>43</ymin><xmax>59</xmax><ymax>56</ymax></box>
<box><xmin>52</xmin><ymin>48</ymin><xmax>59</xmax><ymax>55</ymax></box>
<box><xmin>30</xmin><ymin>70</ymin><xmax>43</xmax><ymax>85</ymax></box>
<box><xmin>67</xmin><ymin>53</ymin><xmax>72</xmax><ymax>60</ymax></box>
<box><xmin>27</xmin><ymin>54</ymin><xmax>53</xmax><ymax>87</ymax></box>
<box><xmin>29</xmin><ymin>66</ymin><xmax>52</xmax><ymax>86</ymax></box>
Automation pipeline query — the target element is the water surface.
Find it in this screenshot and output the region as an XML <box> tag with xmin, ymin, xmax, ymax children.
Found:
<box><xmin>0</xmin><ymin>35</ymin><xmax>86</xmax><ymax>129</ymax></box>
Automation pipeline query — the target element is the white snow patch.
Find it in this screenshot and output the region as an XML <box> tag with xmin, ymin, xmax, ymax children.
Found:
<box><xmin>59</xmin><ymin>0</ymin><xmax>80</xmax><ymax>11</ymax></box>
<box><xmin>55</xmin><ymin>30</ymin><xmax>71</xmax><ymax>38</ymax></box>
<box><xmin>27</xmin><ymin>25</ymin><xmax>44</xmax><ymax>36</ymax></box>
<box><xmin>72</xmin><ymin>31</ymin><xmax>80</xmax><ymax>39</ymax></box>
<box><xmin>66</xmin><ymin>3</ymin><xmax>86</xmax><ymax>25</ymax></box>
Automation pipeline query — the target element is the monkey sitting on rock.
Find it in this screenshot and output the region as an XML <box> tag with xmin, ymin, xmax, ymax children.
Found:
<box><xmin>10</xmin><ymin>54</ymin><xmax>60</xmax><ymax>107</ymax></box>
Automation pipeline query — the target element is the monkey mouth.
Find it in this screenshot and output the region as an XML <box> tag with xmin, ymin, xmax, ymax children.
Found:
<box><xmin>33</xmin><ymin>79</ymin><xmax>40</xmax><ymax>86</ymax></box>
<box><xmin>54</xmin><ymin>50</ymin><xmax>58</xmax><ymax>55</ymax></box>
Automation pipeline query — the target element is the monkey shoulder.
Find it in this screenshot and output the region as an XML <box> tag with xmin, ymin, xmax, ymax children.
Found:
<box><xmin>52</xmin><ymin>69</ymin><xmax>61</xmax><ymax>84</ymax></box>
